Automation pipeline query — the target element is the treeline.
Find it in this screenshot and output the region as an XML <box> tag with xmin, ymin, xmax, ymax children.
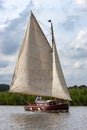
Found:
<box><xmin>69</xmin><ymin>85</ymin><xmax>87</xmax><ymax>106</ymax></box>
<box><xmin>0</xmin><ymin>92</ymin><xmax>36</xmax><ymax>105</ymax></box>
<box><xmin>0</xmin><ymin>85</ymin><xmax>87</xmax><ymax>106</ymax></box>
<box><xmin>0</xmin><ymin>84</ymin><xmax>10</xmax><ymax>91</ymax></box>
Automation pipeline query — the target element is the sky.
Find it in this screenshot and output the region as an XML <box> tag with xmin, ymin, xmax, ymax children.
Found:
<box><xmin>0</xmin><ymin>0</ymin><xmax>87</xmax><ymax>86</ymax></box>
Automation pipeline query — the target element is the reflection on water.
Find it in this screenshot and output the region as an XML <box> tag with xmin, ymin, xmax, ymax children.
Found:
<box><xmin>0</xmin><ymin>106</ymin><xmax>87</xmax><ymax>130</ymax></box>
<box><xmin>13</xmin><ymin>112</ymin><xmax>59</xmax><ymax>130</ymax></box>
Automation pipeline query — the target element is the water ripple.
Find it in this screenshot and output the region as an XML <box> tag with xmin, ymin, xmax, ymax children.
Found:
<box><xmin>0</xmin><ymin>106</ymin><xmax>87</xmax><ymax>130</ymax></box>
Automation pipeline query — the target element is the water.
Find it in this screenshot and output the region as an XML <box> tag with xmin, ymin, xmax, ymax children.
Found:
<box><xmin>0</xmin><ymin>106</ymin><xmax>87</xmax><ymax>130</ymax></box>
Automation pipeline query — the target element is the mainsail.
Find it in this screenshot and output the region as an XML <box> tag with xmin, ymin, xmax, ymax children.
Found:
<box><xmin>10</xmin><ymin>11</ymin><xmax>71</xmax><ymax>101</ymax></box>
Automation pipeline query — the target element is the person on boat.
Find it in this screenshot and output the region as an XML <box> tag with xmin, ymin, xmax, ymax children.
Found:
<box><xmin>35</xmin><ymin>96</ymin><xmax>42</xmax><ymax>102</ymax></box>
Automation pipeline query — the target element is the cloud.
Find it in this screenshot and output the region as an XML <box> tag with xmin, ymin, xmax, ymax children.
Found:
<box><xmin>33</xmin><ymin>0</ymin><xmax>40</xmax><ymax>9</ymax></box>
<box><xmin>0</xmin><ymin>74</ymin><xmax>12</xmax><ymax>84</ymax></box>
<box><xmin>0</xmin><ymin>60</ymin><xmax>9</xmax><ymax>68</ymax></box>
<box><xmin>0</xmin><ymin>0</ymin><xmax>4</xmax><ymax>10</ymax></box>
<box><xmin>0</xmin><ymin>2</ymin><xmax>32</xmax><ymax>55</ymax></box>
<box><xmin>60</xmin><ymin>15</ymin><xmax>79</xmax><ymax>31</ymax></box>
<box><xmin>64</xmin><ymin>57</ymin><xmax>87</xmax><ymax>86</ymax></box>
<box><xmin>58</xmin><ymin>29</ymin><xmax>87</xmax><ymax>86</ymax></box>
<box><xmin>64</xmin><ymin>29</ymin><xmax>87</xmax><ymax>60</ymax></box>
<box><xmin>73</xmin><ymin>61</ymin><xmax>84</xmax><ymax>69</ymax></box>
<box><xmin>0</xmin><ymin>22</ymin><xmax>20</xmax><ymax>55</ymax></box>
<box><xmin>71</xmin><ymin>59</ymin><xmax>87</xmax><ymax>84</ymax></box>
<box><xmin>0</xmin><ymin>1</ymin><xmax>32</xmax><ymax>84</ymax></box>
<box><xmin>76</xmin><ymin>0</ymin><xmax>87</xmax><ymax>9</ymax></box>
<box><xmin>72</xmin><ymin>30</ymin><xmax>87</xmax><ymax>49</ymax></box>
<box><xmin>0</xmin><ymin>0</ymin><xmax>31</xmax><ymax>31</ymax></box>
<box><xmin>0</xmin><ymin>64</ymin><xmax>13</xmax><ymax>84</ymax></box>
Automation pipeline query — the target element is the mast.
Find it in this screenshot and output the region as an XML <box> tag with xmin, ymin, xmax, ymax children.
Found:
<box><xmin>51</xmin><ymin>22</ymin><xmax>54</xmax><ymax>50</ymax></box>
<box><xmin>48</xmin><ymin>20</ymin><xmax>54</xmax><ymax>50</ymax></box>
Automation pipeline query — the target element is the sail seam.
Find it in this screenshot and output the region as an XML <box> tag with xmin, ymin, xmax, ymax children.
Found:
<box><xmin>23</xmin><ymin>52</ymin><xmax>52</xmax><ymax>66</ymax></box>
<box><xmin>15</xmin><ymin>68</ymin><xmax>52</xmax><ymax>80</ymax></box>
<box><xmin>28</xmin><ymin>40</ymin><xmax>52</xmax><ymax>52</ymax></box>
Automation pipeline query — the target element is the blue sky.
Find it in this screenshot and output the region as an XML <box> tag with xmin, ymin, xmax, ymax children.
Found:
<box><xmin>0</xmin><ymin>0</ymin><xmax>87</xmax><ymax>86</ymax></box>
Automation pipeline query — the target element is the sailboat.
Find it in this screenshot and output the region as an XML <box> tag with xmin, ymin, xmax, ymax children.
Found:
<box><xmin>10</xmin><ymin>11</ymin><xmax>71</xmax><ymax>112</ymax></box>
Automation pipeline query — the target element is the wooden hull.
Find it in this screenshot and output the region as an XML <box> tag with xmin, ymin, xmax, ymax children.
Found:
<box><xmin>24</xmin><ymin>100</ymin><xmax>69</xmax><ymax>113</ymax></box>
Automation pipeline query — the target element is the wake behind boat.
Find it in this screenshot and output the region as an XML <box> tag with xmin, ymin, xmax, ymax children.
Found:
<box><xmin>10</xmin><ymin>11</ymin><xmax>71</xmax><ymax>113</ymax></box>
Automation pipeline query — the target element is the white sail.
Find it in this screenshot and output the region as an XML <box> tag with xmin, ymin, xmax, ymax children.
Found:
<box><xmin>10</xmin><ymin>12</ymin><xmax>53</xmax><ymax>96</ymax></box>
<box><xmin>52</xmin><ymin>39</ymin><xmax>71</xmax><ymax>100</ymax></box>
<box><xmin>10</xmin><ymin>11</ymin><xmax>71</xmax><ymax>101</ymax></box>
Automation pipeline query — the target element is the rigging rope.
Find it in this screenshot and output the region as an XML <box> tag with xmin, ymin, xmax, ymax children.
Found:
<box><xmin>38</xmin><ymin>21</ymin><xmax>50</xmax><ymax>32</ymax></box>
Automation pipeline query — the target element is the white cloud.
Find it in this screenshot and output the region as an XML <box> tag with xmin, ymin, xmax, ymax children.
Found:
<box><xmin>73</xmin><ymin>60</ymin><xmax>87</xmax><ymax>79</ymax></box>
<box><xmin>0</xmin><ymin>53</ymin><xmax>17</xmax><ymax>83</ymax></box>
<box><xmin>76</xmin><ymin>0</ymin><xmax>87</xmax><ymax>9</ymax></box>
<box><xmin>0</xmin><ymin>0</ymin><xmax>30</xmax><ymax>29</ymax></box>
<box><xmin>72</xmin><ymin>29</ymin><xmax>87</xmax><ymax>50</ymax></box>
<box><xmin>73</xmin><ymin>61</ymin><xmax>83</xmax><ymax>69</ymax></box>
<box><xmin>0</xmin><ymin>24</ymin><xmax>8</xmax><ymax>31</ymax></box>
<box><xmin>63</xmin><ymin>28</ymin><xmax>87</xmax><ymax>85</ymax></box>
<box><xmin>33</xmin><ymin>0</ymin><xmax>40</xmax><ymax>9</ymax></box>
<box><xmin>0</xmin><ymin>66</ymin><xmax>13</xmax><ymax>75</ymax></box>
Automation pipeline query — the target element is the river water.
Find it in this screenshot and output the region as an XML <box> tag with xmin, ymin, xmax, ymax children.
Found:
<box><xmin>0</xmin><ymin>106</ymin><xmax>87</xmax><ymax>130</ymax></box>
